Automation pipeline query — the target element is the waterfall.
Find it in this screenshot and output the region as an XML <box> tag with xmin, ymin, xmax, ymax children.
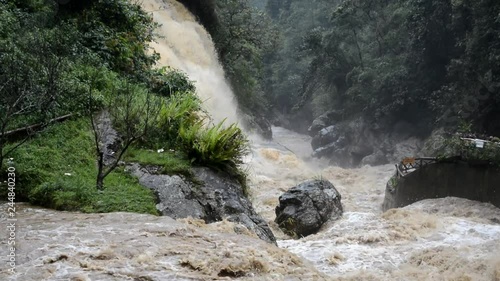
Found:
<box><xmin>140</xmin><ymin>0</ymin><xmax>240</xmax><ymax>125</ymax></box>
<box><xmin>3</xmin><ymin>2</ymin><xmax>498</xmax><ymax>281</ymax></box>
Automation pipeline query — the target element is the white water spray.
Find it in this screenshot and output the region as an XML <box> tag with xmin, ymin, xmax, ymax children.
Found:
<box><xmin>1</xmin><ymin>1</ymin><xmax>499</xmax><ymax>280</ymax></box>
<box><xmin>142</xmin><ymin>0</ymin><xmax>240</xmax><ymax>125</ymax></box>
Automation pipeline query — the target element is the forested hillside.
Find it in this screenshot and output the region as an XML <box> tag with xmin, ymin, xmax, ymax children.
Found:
<box><xmin>260</xmin><ymin>0</ymin><xmax>500</xmax><ymax>136</ymax></box>
<box><xmin>184</xmin><ymin>0</ymin><xmax>499</xmax><ymax>137</ymax></box>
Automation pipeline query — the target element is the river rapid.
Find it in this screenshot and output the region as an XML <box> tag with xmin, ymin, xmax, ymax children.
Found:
<box><xmin>1</xmin><ymin>0</ymin><xmax>500</xmax><ymax>280</ymax></box>
<box><xmin>1</xmin><ymin>126</ymin><xmax>499</xmax><ymax>281</ymax></box>
<box><xmin>250</xmin><ymin>127</ymin><xmax>500</xmax><ymax>280</ymax></box>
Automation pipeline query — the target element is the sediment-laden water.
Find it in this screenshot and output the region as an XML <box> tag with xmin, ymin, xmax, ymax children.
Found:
<box><xmin>251</xmin><ymin>127</ymin><xmax>500</xmax><ymax>280</ymax></box>
<box><xmin>141</xmin><ymin>0</ymin><xmax>239</xmax><ymax>125</ymax></box>
<box><xmin>2</xmin><ymin>126</ymin><xmax>499</xmax><ymax>280</ymax></box>
<box><xmin>1</xmin><ymin>1</ymin><xmax>499</xmax><ymax>280</ymax></box>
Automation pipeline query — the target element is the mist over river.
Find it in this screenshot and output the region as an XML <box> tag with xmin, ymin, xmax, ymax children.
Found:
<box><xmin>1</xmin><ymin>0</ymin><xmax>499</xmax><ymax>280</ymax></box>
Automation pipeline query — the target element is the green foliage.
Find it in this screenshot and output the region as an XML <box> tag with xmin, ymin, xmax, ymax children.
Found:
<box><xmin>388</xmin><ymin>176</ymin><xmax>399</xmax><ymax>188</ymax></box>
<box><xmin>73</xmin><ymin>0</ymin><xmax>159</xmax><ymax>77</ymax></box>
<box><xmin>1</xmin><ymin>119</ymin><xmax>158</xmax><ymax>214</ymax></box>
<box><xmin>148</xmin><ymin>67</ymin><xmax>195</xmax><ymax>97</ymax></box>
<box><xmin>443</xmin><ymin>136</ymin><xmax>500</xmax><ymax>166</ymax></box>
<box><xmin>0</xmin><ymin>1</ymin><xmax>81</xmax><ymax>165</ymax></box>
<box><xmin>0</xmin><ymin>0</ymin><xmax>251</xmax><ymax>214</ymax></box>
<box><xmin>145</xmin><ymin>91</ymin><xmax>202</xmax><ymax>148</ymax></box>
<box><xmin>29</xmin><ymin>177</ymin><xmax>95</xmax><ymax>211</ymax></box>
<box><xmin>261</xmin><ymin>0</ymin><xmax>500</xmax><ymax>136</ymax></box>
<box><xmin>106</xmin><ymin>81</ymin><xmax>162</xmax><ymax>138</ymax></box>
<box><xmin>178</xmin><ymin>120</ymin><xmax>249</xmax><ymax>175</ymax></box>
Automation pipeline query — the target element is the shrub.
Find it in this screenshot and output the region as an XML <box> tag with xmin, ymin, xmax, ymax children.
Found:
<box><xmin>145</xmin><ymin>91</ymin><xmax>202</xmax><ymax>147</ymax></box>
<box><xmin>29</xmin><ymin>177</ymin><xmax>94</xmax><ymax>211</ymax></box>
<box><xmin>148</xmin><ymin>67</ymin><xmax>195</xmax><ymax>97</ymax></box>
<box><xmin>178</xmin><ymin>120</ymin><xmax>249</xmax><ymax>174</ymax></box>
<box><xmin>443</xmin><ymin>135</ymin><xmax>500</xmax><ymax>166</ymax></box>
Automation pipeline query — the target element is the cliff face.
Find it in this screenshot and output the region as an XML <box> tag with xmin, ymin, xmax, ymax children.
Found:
<box><xmin>383</xmin><ymin>161</ymin><xmax>500</xmax><ymax>211</ymax></box>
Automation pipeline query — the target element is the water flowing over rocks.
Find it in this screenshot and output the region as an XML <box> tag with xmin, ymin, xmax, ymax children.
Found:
<box><xmin>127</xmin><ymin>163</ymin><xmax>276</xmax><ymax>244</ymax></box>
<box><xmin>275</xmin><ymin>179</ymin><xmax>343</xmax><ymax>237</ymax></box>
<box><xmin>0</xmin><ymin>203</ymin><xmax>327</xmax><ymax>281</ymax></box>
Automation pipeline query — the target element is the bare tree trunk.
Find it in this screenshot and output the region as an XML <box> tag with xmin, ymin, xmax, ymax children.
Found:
<box><xmin>96</xmin><ymin>151</ymin><xmax>104</xmax><ymax>190</ymax></box>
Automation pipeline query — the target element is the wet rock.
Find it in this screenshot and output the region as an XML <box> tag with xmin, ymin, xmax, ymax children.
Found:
<box><xmin>420</xmin><ymin>127</ymin><xmax>447</xmax><ymax>156</ymax></box>
<box><xmin>128</xmin><ymin>163</ymin><xmax>205</xmax><ymax>219</ymax></box>
<box><xmin>275</xmin><ymin>179</ymin><xmax>343</xmax><ymax>238</ymax></box>
<box><xmin>309</xmin><ymin>115</ymin><xmax>432</xmax><ymax>167</ymax></box>
<box><xmin>361</xmin><ymin>150</ymin><xmax>388</xmax><ymax>166</ymax></box>
<box><xmin>312</xmin><ymin>117</ymin><xmax>377</xmax><ymax>167</ymax></box>
<box><xmin>241</xmin><ymin>113</ymin><xmax>273</xmax><ymax>140</ymax></box>
<box><xmin>386</xmin><ymin>137</ymin><xmax>423</xmax><ymax>163</ymax></box>
<box><xmin>254</xmin><ymin>116</ymin><xmax>273</xmax><ymax>140</ymax></box>
<box><xmin>311</xmin><ymin>125</ymin><xmax>338</xmax><ymax>150</ymax></box>
<box><xmin>127</xmin><ymin>164</ymin><xmax>276</xmax><ymax>244</ymax></box>
<box><xmin>308</xmin><ymin>110</ymin><xmax>344</xmax><ymax>137</ymax></box>
<box><xmin>95</xmin><ymin>110</ymin><xmax>121</xmax><ymax>166</ymax></box>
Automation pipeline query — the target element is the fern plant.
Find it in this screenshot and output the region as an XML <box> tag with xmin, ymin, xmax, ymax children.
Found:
<box><xmin>178</xmin><ymin>119</ymin><xmax>249</xmax><ymax>175</ymax></box>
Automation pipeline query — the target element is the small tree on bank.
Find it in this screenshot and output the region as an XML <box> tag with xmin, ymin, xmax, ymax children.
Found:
<box><xmin>88</xmin><ymin>80</ymin><xmax>162</xmax><ymax>190</ymax></box>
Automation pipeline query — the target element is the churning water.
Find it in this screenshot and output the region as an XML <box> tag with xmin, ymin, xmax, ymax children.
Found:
<box><xmin>141</xmin><ymin>0</ymin><xmax>240</xmax><ymax>125</ymax></box>
<box><xmin>1</xmin><ymin>1</ymin><xmax>499</xmax><ymax>280</ymax></box>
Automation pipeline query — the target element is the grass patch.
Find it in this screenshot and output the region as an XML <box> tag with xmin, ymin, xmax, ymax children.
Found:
<box><xmin>124</xmin><ymin>147</ymin><xmax>192</xmax><ymax>176</ymax></box>
<box><xmin>1</xmin><ymin>118</ymin><xmax>158</xmax><ymax>215</ymax></box>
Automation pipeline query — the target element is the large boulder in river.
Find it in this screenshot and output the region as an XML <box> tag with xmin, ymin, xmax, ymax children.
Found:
<box><xmin>127</xmin><ymin>164</ymin><xmax>276</xmax><ymax>244</ymax></box>
<box><xmin>275</xmin><ymin>179</ymin><xmax>343</xmax><ymax>238</ymax></box>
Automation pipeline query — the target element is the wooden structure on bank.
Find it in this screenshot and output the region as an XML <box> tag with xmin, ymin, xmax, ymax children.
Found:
<box><xmin>395</xmin><ymin>157</ymin><xmax>438</xmax><ymax>178</ymax></box>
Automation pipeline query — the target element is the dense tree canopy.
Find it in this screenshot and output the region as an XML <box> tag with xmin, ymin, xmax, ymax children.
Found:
<box><xmin>243</xmin><ymin>0</ymin><xmax>500</xmax><ymax>136</ymax></box>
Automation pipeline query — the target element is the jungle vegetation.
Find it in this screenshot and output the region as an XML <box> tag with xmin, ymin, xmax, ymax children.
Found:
<box><xmin>0</xmin><ymin>0</ymin><xmax>248</xmax><ymax>213</ymax></box>
<box><xmin>184</xmin><ymin>0</ymin><xmax>500</xmax><ymax>135</ymax></box>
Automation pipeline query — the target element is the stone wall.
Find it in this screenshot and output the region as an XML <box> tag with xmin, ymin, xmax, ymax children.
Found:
<box><xmin>383</xmin><ymin>161</ymin><xmax>500</xmax><ymax>210</ymax></box>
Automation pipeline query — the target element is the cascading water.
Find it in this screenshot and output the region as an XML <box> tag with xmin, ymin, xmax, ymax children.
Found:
<box><xmin>1</xmin><ymin>1</ymin><xmax>499</xmax><ymax>280</ymax></box>
<box><xmin>141</xmin><ymin>0</ymin><xmax>240</xmax><ymax>125</ymax></box>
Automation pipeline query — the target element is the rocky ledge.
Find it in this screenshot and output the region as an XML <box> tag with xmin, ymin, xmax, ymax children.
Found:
<box><xmin>127</xmin><ymin>163</ymin><xmax>277</xmax><ymax>244</ymax></box>
<box><xmin>308</xmin><ymin>111</ymin><xmax>437</xmax><ymax>167</ymax></box>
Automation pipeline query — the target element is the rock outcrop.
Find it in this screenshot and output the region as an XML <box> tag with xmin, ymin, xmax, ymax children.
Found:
<box><xmin>95</xmin><ymin>110</ymin><xmax>121</xmax><ymax>166</ymax></box>
<box><xmin>309</xmin><ymin>114</ymin><xmax>425</xmax><ymax>167</ymax></box>
<box><xmin>241</xmin><ymin>113</ymin><xmax>273</xmax><ymax>140</ymax></box>
<box><xmin>275</xmin><ymin>179</ymin><xmax>343</xmax><ymax>238</ymax></box>
<box><xmin>127</xmin><ymin>163</ymin><xmax>276</xmax><ymax>244</ymax></box>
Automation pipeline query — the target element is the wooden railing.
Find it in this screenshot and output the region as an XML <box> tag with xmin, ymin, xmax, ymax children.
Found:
<box><xmin>395</xmin><ymin>157</ymin><xmax>438</xmax><ymax>178</ymax></box>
